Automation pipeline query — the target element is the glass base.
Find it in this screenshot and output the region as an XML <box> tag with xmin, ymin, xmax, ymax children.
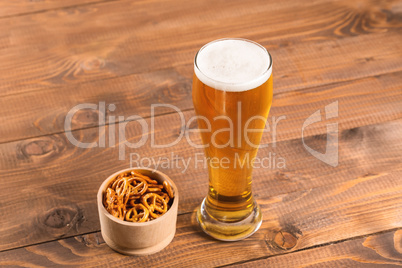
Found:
<box><xmin>196</xmin><ymin>198</ymin><xmax>262</xmax><ymax>241</ymax></box>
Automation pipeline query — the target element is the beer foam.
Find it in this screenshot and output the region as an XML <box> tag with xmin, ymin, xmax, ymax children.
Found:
<box><xmin>194</xmin><ymin>39</ymin><xmax>272</xmax><ymax>92</ymax></box>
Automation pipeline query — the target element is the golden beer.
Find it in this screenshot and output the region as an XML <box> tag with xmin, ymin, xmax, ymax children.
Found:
<box><xmin>193</xmin><ymin>38</ymin><xmax>273</xmax><ymax>240</ymax></box>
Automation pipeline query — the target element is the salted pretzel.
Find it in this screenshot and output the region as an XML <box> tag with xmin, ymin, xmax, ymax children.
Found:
<box><xmin>163</xmin><ymin>181</ymin><xmax>174</xmax><ymax>199</ymax></box>
<box><xmin>127</xmin><ymin>177</ymin><xmax>148</xmax><ymax>196</ymax></box>
<box><xmin>141</xmin><ymin>193</ymin><xmax>168</xmax><ymax>219</ymax></box>
<box><xmin>103</xmin><ymin>170</ymin><xmax>174</xmax><ymax>222</ymax></box>
<box><xmin>158</xmin><ymin>192</ymin><xmax>170</xmax><ymax>204</ymax></box>
<box><xmin>126</xmin><ymin>203</ymin><xmax>149</xmax><ymax>222</ymax></box>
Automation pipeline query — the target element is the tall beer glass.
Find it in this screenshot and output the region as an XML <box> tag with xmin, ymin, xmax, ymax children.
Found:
<box><xmin>193</xmin><ymin>38</ymin><xmax>273</xmax><ymax>240</ymax></box>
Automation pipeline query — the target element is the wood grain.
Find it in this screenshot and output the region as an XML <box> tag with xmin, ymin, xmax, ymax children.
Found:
<box><xmin>1</xmin><ymin>0</ymin><xmax>401</xmax><ymax>146</ymax></box>
<box><xmin>0</xmin><ymin>170</ymin><xmax>401</xmax><ymax>267</ymax></box>
<box><xmin>1</xmin><ymin>0</ymin><xmax>401</xmax><ymax>96</ymax></box>
<box><xmin>233</xmin><ymin>230</ymin><xmax>402</xmax><ymax>267</ymax></box>
<box><xmin>0</xmin><ymin>0</ymin><xmax>109</xmax><ymax>18</ymax></box>
<box><xmin>1</xmin><ymin>0</ymin><xmax>402</xmax><ymax>265</ymax></box>
<box><xmin>0</xmin><ymin>110</ymin><xmax>401</xmax><ymax>251</ymax></box>
<box><xmin>1</xmin><ymin>30</ymin><xmax>402</xmax><ymax>144</ymax></box>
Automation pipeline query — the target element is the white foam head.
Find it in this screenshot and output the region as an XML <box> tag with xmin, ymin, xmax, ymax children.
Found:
<box><xmin>194</xmin><ymin>38</ymin><xmax>272</xmax><ymax>92</ymax></box>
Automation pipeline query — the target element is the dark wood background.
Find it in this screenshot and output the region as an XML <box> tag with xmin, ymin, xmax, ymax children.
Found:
<box><xmin>0</xmin><ymin>0</ymin><xmax>401</xmax><ymax>267</ymax></box>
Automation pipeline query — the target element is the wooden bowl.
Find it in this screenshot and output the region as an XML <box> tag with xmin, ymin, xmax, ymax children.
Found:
<box><xmin>97</xmin><ymin>167</ymin><xmax>179</xmax><ymax>255</ymax></box>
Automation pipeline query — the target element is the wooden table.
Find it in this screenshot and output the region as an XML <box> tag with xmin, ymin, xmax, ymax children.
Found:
<box><xmin>1</xmin><ymin>0</ymin><xmax>402</xmax><ymax>267</ymax></box>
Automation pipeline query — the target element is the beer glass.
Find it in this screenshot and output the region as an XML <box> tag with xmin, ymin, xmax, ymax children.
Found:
<box><xmin>192</xmin><ymin>38</ymin><xmax>273</xmax><ymax>240</ymax></box>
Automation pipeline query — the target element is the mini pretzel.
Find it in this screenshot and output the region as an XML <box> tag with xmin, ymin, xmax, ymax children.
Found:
<box><xmin>126</xmin><ymin>204</ymin><xmax>149</xmax><ymax>222</ymax></box>
<box><xmin>115</xmin><ymin>177</ymin><xmax>133</xmax><ymax>198</ymax></box>
<box><xmin>111</xmin><ymin>177</ymin><xmax>126</xmax><ymax>191</ymax></box>
<box><xmin>158</xmin><ymin>192</ymin><xmax>170</xmax><ymax>204</ymax></box>
<box><xmin>141</xmin><ymin>193</ymin><xmax>168</xmax><ymax>218</ymax></box>
<box><xmin>127</xmin><ymin>177</ymin><xmax>148</xmax><ymax>196</ymax></box>
<box><xmin>163</xmin><ymin>181</ymin><xmax>174</xmax><ymax>199</ymax></box>
<box><xmin>104</xmin><ymin>188</ymin><xmax>116</xmax><ymax>207</ymax></box>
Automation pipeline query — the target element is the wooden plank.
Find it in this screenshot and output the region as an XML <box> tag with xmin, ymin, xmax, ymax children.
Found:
<box><xmin>1</xmin><ymin>0</ymin><xmax>401</xmax><ymax>97</ymax></box>
<box><xmin>1</xmin><ymin>61</ymin><xmax>401</xmax><ymax>147</ymax></box>
<box><xmin>234</xmin><ymin>229</ymin><xmax>402</xmax><ymax>267</ymax></box>
<box><xmin>0</xmin><ymin>170</ymin><xmax>401</xmax><ymax>267</ymax></box>
<box><xmin>0</xmin><ymin>110</ymin><xmax>401</xmax><ymax>251</ymax></box>
<box><xmin>1</xmin><ymin>0</ymin><xmax>401</xmax><ymax>144</ymax></box>
<box><xmin>1</xmin><ymin>41</ymin><xmax>402</xmax><ymax>144</ymax></box>
<box><xmin>0</xmin><ymin>66</ymin><xmax>194</xmax><ymax>143</ymax></box>
<box><xmin>0</xmin><ymin>1</ymin><xmax>109</xmax><ymax>19</ymax></box>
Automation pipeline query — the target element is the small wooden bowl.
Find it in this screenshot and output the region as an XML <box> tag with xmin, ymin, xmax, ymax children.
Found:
<box><xmin>97</xmin><ymin>167</ymin><xmax>178</xmax><ymax>255</ymax></box>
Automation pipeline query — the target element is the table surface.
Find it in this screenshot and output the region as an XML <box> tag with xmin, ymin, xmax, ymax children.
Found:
<box><xmin>1</xmin><ymin>0</ymin><xmax>402</xmax><ymax>267</ymax></box>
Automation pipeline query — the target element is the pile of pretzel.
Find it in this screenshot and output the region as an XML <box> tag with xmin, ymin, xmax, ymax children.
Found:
<box><xmin>103</xmin><ymin>170</ymin><xmax>174</xmax><ymax>222</ymax></box>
